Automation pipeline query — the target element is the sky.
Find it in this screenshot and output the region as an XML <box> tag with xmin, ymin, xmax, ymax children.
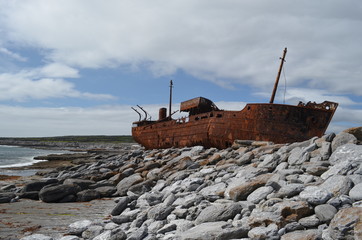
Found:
<box><xmin>0</xmin><ymin>0</ymin><xmax>361</xmax><ymax>137</ymax></box>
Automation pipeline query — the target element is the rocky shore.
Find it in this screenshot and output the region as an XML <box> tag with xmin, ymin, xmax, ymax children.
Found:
<box><xmin>1</xmin><ymin>128</ymin><xmax>362</xmax><ymax>240</ymax></box>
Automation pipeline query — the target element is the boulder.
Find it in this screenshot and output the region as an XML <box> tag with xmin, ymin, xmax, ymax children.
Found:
<box><xmin>281</xmin><ymin>229</ymin><xmax>321</xmax><ymax>240</ymax></box>
<box><xmin>327</xmin><ymin>207</ymin><xmax>362</xmax><ymax>240</ymax></box>
<box><xmin>314</xmin><ymin>204</ymin><xmax>337</xmax><ymax>223</ymax></box>
<box><xmin>320</xmin><ymin>175</ymin><xmax>353</xmax><ymax>196</ymax></box>
<box><xmin>39</xmin><ymin>184</ymin><xmax>80</xmax><ymax>203</ymax></box>
<box><xmin>76</xmin><ymin>189</ymin><xmax>101</xmax><ymax>202</ymax></box>
<box><xmin>20</xmin><ymin>234</ymin><xmax>53</xmax><ymax>240</ymax></box>
<box><xmin>21</xmin><ymin>178</ymin><xmax>58</xmax><ymax>192</ymax></box>
<box><xmin>0</xmin><ymin>192</ymin><xmax>16</xmax><ymax>203</ymax></box>
<box><xmin>299</xmin><ymin>186</ymin><xmax>333</xmax><ymax>205</ymax></box>
<box><xmin>349</xmin><ymin>183</ymin><xmax>362</xmax><ymax>201</ymax></box>
<box><xmin>343</xmin><ymin>126</ymin><xmax>362</xmax><ymax>142</ymax></box>
<box><xmin>63</xmin><ymin>179</ymin><xmax>95</xmax><ymax>190</ymax></box>
<box><xmin>111</xmin><ymin>197</ymin><xmax>129</xmax><ymax>216</ymax></box>
<box><xmin>331</xmin><ymin>132</ymin><xmax>357</xmax><ymax>152</ymax></box>
<box><xmin>248</xmin><ymin>223</ymin><xmax>278</xmax><ymax>240</ymax></box>
<box><xmin>179</xmin><ymin>221</ymin><xmax>248</xmax><ymax>240</ymax></box>
<box><xmin>116</xmin><ymin>173</ymin><xmax>143</xmax><ymax>196</ymax></box>
<box><xmin>195</xmin><ymin>202</ymin><xmax>242</xmax><ymax>224</ymax></box>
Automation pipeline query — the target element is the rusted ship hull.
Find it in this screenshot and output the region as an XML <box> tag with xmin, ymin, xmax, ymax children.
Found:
<box><xmin>132</xmin><ymin>101</ymin><xmax>338</xmax><ymax>149</ymax></box>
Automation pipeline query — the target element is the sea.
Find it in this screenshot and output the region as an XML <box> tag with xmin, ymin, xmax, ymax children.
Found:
<box><xmin>0</xmin><ymin>145</ymin><xmax>68</xmax><ymax>176</ymax></box>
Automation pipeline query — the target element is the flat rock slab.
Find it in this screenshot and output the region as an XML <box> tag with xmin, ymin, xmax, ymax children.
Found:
<box><xmin>0</xmin><ymin>198</ymin><xmax>115</xmax><ymax>240</ymax></box>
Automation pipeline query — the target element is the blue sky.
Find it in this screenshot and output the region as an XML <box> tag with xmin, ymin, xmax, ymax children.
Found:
<box><xmin>0</xmin><ymin>0</ymin><xmax>361</xmax><ymax>137</ymax></box>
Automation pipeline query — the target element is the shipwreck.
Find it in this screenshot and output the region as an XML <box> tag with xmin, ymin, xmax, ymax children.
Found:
<box><xmin>132</xmin><ymin>48</ymin><xmax>338</xmax><ymax>149</ymax></box>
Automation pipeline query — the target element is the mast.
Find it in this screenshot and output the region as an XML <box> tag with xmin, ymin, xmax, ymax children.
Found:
<box><xmin>169</xmin><ymin>80</ymin><xmax>173</xmax><ymax>118</ymax></box>
<box><xmin>270</xmin><ymin>47</ymin><xmax>287</xmax><ymax>104</ymax></box>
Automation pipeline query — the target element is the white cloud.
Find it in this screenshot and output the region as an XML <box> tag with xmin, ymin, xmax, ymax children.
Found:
<box><xmin>1</xmin><ymin>0</ymin><xmax>362</xmax><ymax>95</ymax></box>
<box><xmin>0</xmin><ymin>64</ymin><xmax>115</xmax><ymax>101</ymax></box>
<box><xmin>0</xmin><ymin>47</ymin><xmax>27</xmax><ymax>62</ymax></box>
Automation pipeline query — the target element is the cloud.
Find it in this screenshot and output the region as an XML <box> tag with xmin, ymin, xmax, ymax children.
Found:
<box><xmin>1</xmin><ymin>0</ymin><xmax>362</xmax><ymax>96</ymax></box>
<box><xmin>0</xmin><ymin>63</ymin><xmax>115</xmax><ymax>101</ymax></box>
<box><xmin>0</xmin><ymin>47</ymin><xmax>27</xmax><ymax>62</ymax></box>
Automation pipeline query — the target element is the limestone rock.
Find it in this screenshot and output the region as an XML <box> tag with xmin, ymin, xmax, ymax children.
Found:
<box><xmin>195</xmin><ymin>202</ymin><xmax>242</xmax><ymax>224</ymax></box>
<box><xmin>116</xmin><ymin>173</ymin><xmax>143</xmax><ymax>196</ymax></box>
<box><xmin>328</xmin><ymin>207</ymin><xmax>362</xmax><ymax>240</ymax></box>
<box><xmin>281</xmin><ymin>229</ymin><xmax>321</xmax><ymax>240</ymax></box>
<box><xmin>349</xmin><ymin>183</ymin><xmax>362</xmax><ymax>201</ymax></box>
<box><xmin>39</xmin><ymin>184</ymin><xmax>80</xmax><ymax>203</ymax></box>
<box><xmin>180</xmin><ymin>221</ymin><xmax>248</xmax><ymax>240</ymax></box>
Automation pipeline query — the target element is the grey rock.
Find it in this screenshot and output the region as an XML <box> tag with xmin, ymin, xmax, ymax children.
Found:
<box><xmin>349</xmin><ymin>182</ymin><xmax>362</xmax><ymax>201</ymax></box>
<box><xmin>180</xmin><ymin>221</ymin><xmax>248</xmax><ymax>240</ymax></box>
<box><xmin>148</xmin><ymin>204</ymin><xmax>174</xmax><ymax>220</ymax></box>
<box><xmin>127</xmin><ymin>226</ymin><xmax>148</xmax><ymax>240</ymax></box>
<box><xmin>246</xmin><ymin>186</ymin><xmax>274</xmax><ymax>204</ymax></box>
<box><xmin>95</xmin><ymin>186</ymin><xmax>117</xmax><ymax>197</ymax></box>
<box><xmin>76</xmin><ymin>189</ymin><xmax>101</xmax><ymax>202</ymax></box>
<box><xmin>82</xmin><ymin>225</ymin><xmax>103</xmax><ymax>239</ymax></box>
<box><xmin>111</xmin><ymin>197</ymin><xmax>129</xmax><ymax>216</ymax></box>
<box><xmin>157</xmin><ymin>223</ymin><xmax>177</xmax><ymax>234</ymax></box>
<box><xmin>314</xmin><ymin>204</ymin><xmax>337</xmax><ymax>223</ymax></box>
<box><xmin>128</xmin><ymin>179</ymin><xmax>156</xmax><ymax>196</ymax></box>
<box><xmin>63</xmin><ymin>178</ymin><xmax>95</xmax><ymax>190</ymax></box>
<box><xmin>58</xmin><ymin>236</ymin><xmax>80</xmax><ymax>240</ymax></box>
<box><xmin>109</xmin><ymin>228</ymin><xmax>127</xmax><ymax>240</ymax></box>
<box><xmin>116</xmin><ymin>173</ymin><xmax>143</xmax><ymax>196</ymax></box>
<box><xmin>111</xmin><ymin>215</ymin><xmax>131</xmax><ymax>224</ymax></box>
<box><xmin>299</xmin><ymin>186</ymin><xmax>333</xmax><ymax>205</ymax></box>
<box><xmin>148</xmin><ymin>221</ymin><xmax>165</xmax><ymax>234</ymax></box>
<box><xmin>20</xmin><ymin>234</ymin><xmax>53</xmax><ymax>240</ymax></box>
<box><xmin>21</xmin><ymin>178</ymin><xmax>58</xmax><ymax>192</ymax></box>
<box><xmin>331</xmin><ymin>132</ymin><xmax>357</xmax><ymax>152</ymax></box>
<box><xmin>195</xmin><ymin>202</ymin><xmax>242</xmax><ymax>224</ymax></box>
<box><xmin>328</xmin><ymin>207</ymin><xmax>362</xmax><ymax>240</ymax></box>
<box><xmin>68</xmin><ymin>219</ymin><xmax>92</xmax><ymax>235</ymax></box>
<box><xmin>329</xmin><ymin>143</ymin><xmax>362</xmax><ymax>166</ymax></box>
<box><xmin>199</xmin><ymin>182</ymin><xmax>226</xmax><ymax>197</ymax></box>
<box><xmin>298</xmin><ymin>214</ymin><xmax>320</xmax><ymax>228</ymax></box>
<box><xmin>280</xmin><ymin>229</ymin><xmax>321</xmax><ymax>240</ymax></box>
<box><xmin>0</xmin><ymin>192</ymin><xmax>16</xmax><ymax>203</ymax></box>
<box><xmin>173</xmin><ymin>193</ymin><xmax>203</xmax><ymax>208</ymax></box>
<box><xmin>320</xmin><ymin>141</ymin><xmax>332</xmax><ymax>160</ymax></box>
<box><xmin>248</xmin><ymin>223</ymin><xmax>278</xmax><ymax>240</ymax></box>
<box><xmin>258</xmin><ymin>153</ymin><xmax>280</xmax><ymax>171</ymax></box>
<box><xmin>93</xmin><ymin>230</ymin><xmax>111</xmax><ymax>240</ymax></box>
<box><xmin>273</xmin><ymin>183</ymin><xmax>305</xmax><ymax>198</ymax></box>
<box><xmin>320</xmin><ymin>175</ymin><xmax>353</xmax><ymax>196</ymax></box>
<box><xmin>39</xmin><ymin>184</ymin><xmax>80</xmax><ymax>203</ymax></box>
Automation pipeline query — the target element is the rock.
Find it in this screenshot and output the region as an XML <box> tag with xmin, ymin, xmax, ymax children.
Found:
<box><xmin>298</xmin><ymin>214</ymin><xmax>320</xmax><ymax>228</ymax></box>
<box><xmin>82</xmin><ymin>225</ymin><xmax>103</xmax><ymax>239</ymax></box>
<box><xmin>327</xmin><ymin>207</ymin><xmax>362</xmax><ymax>240</ymax></box>
<box><xmin>227</xmin><ymin>173</ymin><xmax>273</xmax><ymax>201</ymax></box>
<box><xmin>344</xmin><ymin>126</ymin><xmax>362</xmax><ymax>142</ymax></box>
<box><xmin>21</xmin><ymin>178</ymin><xmax>58</xmax><ymax>192</ymax></box>
<box><xmin>95</xmin><ymin>186</ymin><xmax>117</xmax><ymax>197</ymax></box>
<box><xmin>116</xmin><ymin>173</ymin><xmax>143</xmax><ymax>196</ymax></box>
<box><xmin>93</xmin><ymin>230</ymin><xmax>112</xmax><ymax>240</ymax></box>
<box><xmin>314</xmin><ymin>204</ymin><xmax>337</xmax><ymax>223</ymax></box>
<box><xmin>39</xmin><ymin>184</ymin><xmax>80</xmax><ymax>203</ymax></box>
<box><xmin>248</xmin><ymin>223</ymin><xmax>278</xmax><ymax>240</ymax></box>
<box><xmin>179</xmin><ymin>221</ymin><xmax>248</xmax><ymax>240</ymax></box>
<box><xmin>349</xmin><ymin>183</ymin><xmax>362</xmax><ymax>201</ymax></box>
<box><xmin>195</xmin><ymin>202</ymin><xmax>242</xmax><ymax>224</ymax></box>
<box><xmin>68</xmin><ymin>219</ymin><xmax>92</xmax><ymax>235</ymax></box>
<box><xmin>63</xmin><ymin>178</ymin><xmax>95</xmax><ymax>190</ymax></box>
<box><xmin>0</xmin><ymin>192</ymin><xmax>16</xmax><ymax>203</ymax></box>
<box><xmin>58</xmin><ymin>236</ymin><xmax>80</xmax><ymax>240</ymax></box>
<box><xmin>76</xmin><ymin>189</ymin><xmax>101</xmax><ymax>202</ymax></box>
<box><xmin>331</xmin><ymin>132</ymin><xmax>357</xmax><ymax>152</ymax></box>
<box><xmin>20</xmin><ymin>234</ymin><xmax>53</xmax><ymax>240</ymax></box>
<box><xmin>111</xmin><ymin>197</ymin><xmax>129</xmax><ymax>216</ymax></box>
<box><xmin>247</xmin><ymin>186</ymin><xmax>274</xmax><ymax>204</ymax></box>
<box><xmin>148</xmin><ymin>203</ymin><xmax>174</xmax><ymax>220</ymax></box>
<box><xmin>320</xmin><ymin>175</ymin><xmax>353</xmax><ymax>196</ymax></box>
<box><xmin>281</xmin><ymin>229</ymin><xmax>321</xmax><ymax>240</ymax></box>
<box><xmin>127</xmin><ymin>226</ymin><xmax>148</xmax><ymax>240</ymax></box>
<box><xmin>299</xmin><ymin>186</ymin><xmax>333</xmax><ymax>205</ymax></box>
<box><xmin>272</xmin><ymin>183</ymin><xmax>305</xmax><ymax>198</ymax></box>
<box><xmin>128</xmin><ymin>179</ymin><xmax>156</xmax><ymax>196</ymax></box>
<box><xmin>322</xmin><ymin>144</ymin><xmax>362</xmax><ymax>179</ymax></box>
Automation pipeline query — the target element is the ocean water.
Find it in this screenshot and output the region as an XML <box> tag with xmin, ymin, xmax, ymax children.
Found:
<box><xmin>0</xmin><ymin>145</ymin><xmax>67</xmax><ymax>176</ymax></box>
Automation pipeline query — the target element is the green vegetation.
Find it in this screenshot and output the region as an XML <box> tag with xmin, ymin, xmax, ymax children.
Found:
<box><xmin>0</xmin><ymin>135</ymin><xmax>135</xmax><ymax>143</ymax></box>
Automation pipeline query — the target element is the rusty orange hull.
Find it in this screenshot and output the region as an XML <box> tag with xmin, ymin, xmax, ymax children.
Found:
<box><xmin>132</xmin><ymin>102</ymin><xmax>338</xmax><ymax>149</ymax></box>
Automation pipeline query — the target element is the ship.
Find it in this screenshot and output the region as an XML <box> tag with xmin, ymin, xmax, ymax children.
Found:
<box><xmin>132</xmin><ymin>48</ymin><xmax>338</xmax><ymax>149</ymax></box>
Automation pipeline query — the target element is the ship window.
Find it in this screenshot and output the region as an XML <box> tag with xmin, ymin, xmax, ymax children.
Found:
<box><xmin>216</xmin><ymin>114</ymin><xmax>223</xmax><ymax>118</ymax></box>
<box><xmin>210</xmin><ymin>113</ymin><xmax>214</xmax><ymax>117</ymax></box>
<box><xmin>195</xmin><ymin>117</ymin><xmax>199</xmax><ymax>121</ymax></box>
<box><xmin>233</xmin><ymin>114</ymin><xmax>236</xmax><ymax>117</ymax></box>
<box><xmin>247</xmin><ymin>106</ymin><xmax>251</xmax><ymax>110</ymax></box>
<box><xmin>201</xmin><ymin>115</ymin><xmax>208</xmax><ymax>119</ymax></box>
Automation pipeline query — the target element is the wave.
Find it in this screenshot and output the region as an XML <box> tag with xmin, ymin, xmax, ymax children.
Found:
<box><xmin>0</xmin><ymin>159</ymin><xmax>48</xmax><ymax>169</ymax></box>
